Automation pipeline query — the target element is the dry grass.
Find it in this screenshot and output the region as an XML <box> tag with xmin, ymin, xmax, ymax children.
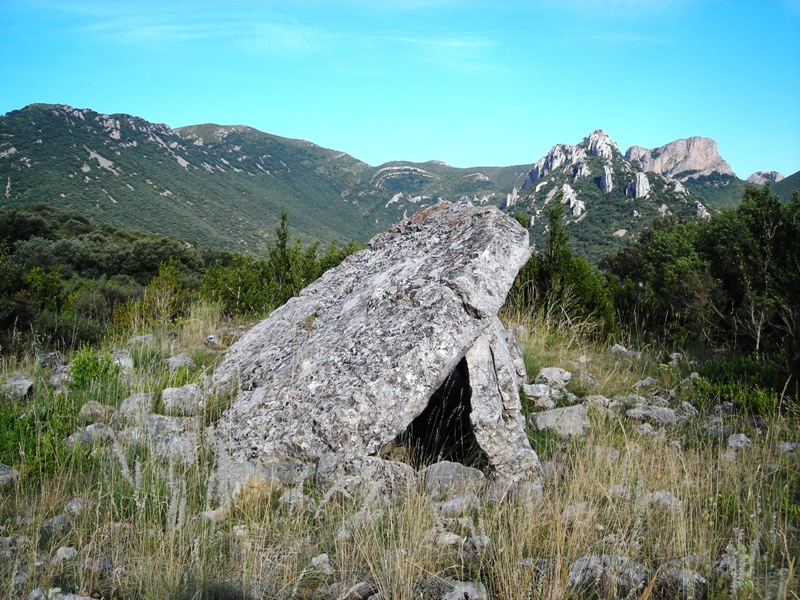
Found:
<box><xmin>1</xmin><ymin>312</ymin><xmax>798</xmax><ymax>599</ymax></box>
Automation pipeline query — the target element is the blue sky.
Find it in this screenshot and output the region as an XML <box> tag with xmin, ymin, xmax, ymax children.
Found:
<box><xmin>2</xmin><ymin>0</ymin><xmax>799</xmax><ymax>177</ymax></box>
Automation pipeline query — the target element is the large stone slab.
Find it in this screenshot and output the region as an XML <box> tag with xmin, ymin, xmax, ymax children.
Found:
<box><xmin>208</xmin><ymin>203</ymin><xmax>539</xmax><ymax>499</ymax></box>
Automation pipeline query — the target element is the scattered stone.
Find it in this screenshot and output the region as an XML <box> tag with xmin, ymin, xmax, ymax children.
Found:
<box><xmin>567</xmin><ymin>555</ymin><xmax>650</xmax><ymax>597</ymax></box>
<box><xmin>318</xmin><ymin>581</ymin><xmax>377</xmax><ymax>600</ymax></box>
<box><xmin>435</xmin><ymin>531</ymin><xmax>464</xmax><ymax>547</ymax></box>
<box><xmin>577</xmin><ymin>372</ymin><xmax>599</xmax><ymax>389</ymax></box>
<box><xmin>51</xmin><ymin>546</ymin><xmax>79</xmax><ymax>565</ymax></box>
<box><xmin>128</xmin><ymin>333</ymin><xmax>156</xmax><ymax>346</ymax></box>
<box><xmin>610</xmin><ymin>343</ymin><xmax>628</xmax><ymax>355</ymax></box>
<box><xmin>316</xmin><ymin>454</ymin><xmax>418</xmax><ymax>508</ymax></box>
<box><xmin>278</xmin><ymin>488</ymin><xmax>313</xmax><ymax>512</ymax></box>
<box><xmin>522</xmin><ymin>383</ymin><xmax>557</xmax><ymax>409</ymax></box>
<box><xmin>592</xmin><ymin>446</ymin><xmax>620</xmax><ymax>461</ymax></box>
<box><xmin>436</xmin><ymin>492</ymin><xmax>481</xmax><ymax>516</ymax></box>
<box><xmin>204</xmin><ymin>335</ymin><xmax>220</xmax><ymax>346</ymax></box>
<box><xmin>37</xmin><ymin>351</ymin><xmax>65</xmax><ymax>370</ymax></box>
<box><xmin>634</xmin><ymin>376</ymin><xmax>659</xmax><ymax>389</ymax></box>
<box><xmin>164</xmin><ymin>354</ymin><xmax>194</xmax><ymax>371</ymax></box>
<box><xmin>656</xmin><ymin>566</ymin><xmax>707</xmax><ymax>599</ymax></box>
<box><xmin>118</xmin><ymin>393</ymin><xmax>153</xmax><ymax>420</ymax></box>
<box><xmin>438</xmin><ymin>580</ymin><xmax>488</xmax><ymax>600</ymax></box>
<box><xmin>636</xmin><ymin>423</ymin><xmax>659</xmax><ymax>437</ymax></box>
<box><xmin>50</xmin><ymin>365</ymin><xmax>72</xmax><ymax>393</ymax></box>
<box><xmin>41</xmin><ymin>514</ymin><xmax>73</xmax><ymax>538</ymax></box>
<box><xmin>529</xmin><ymin>404</ymin><xmax>589</xmax><ymax>438</ymax></box>
<box><xmin>535</xmin><ymin>367</ymin><xmax>572</xmax><ymax>388</ymax></box>
<box><xmin>207</xmin><ymin>204</ymin><xmax>539</xmax><ymax>502</ymax></box>
<box><xmin>675</xmin><ymin>401</ymin><xmax>699</xmax><ymax>424</ymax></box>
<box><xmin>63</xmin><ymin>497</ymin><xmax>86</xmax><ymax>515</ymax></box>
<box><xmin>423</xmin><ymin>461</ymin><xmax>486</xmax><ymax>500</ymax></box>
<box><xmin>110</xmin><ymin>349</ymin><xmax>134</xmax><ymax>372</ymax></box>
<box><xmin>311</xmin><ymin>553</ymin><xmax>335</xmax><ymax>576</ymax></box>
<box><xmin>625</xmin><ymin>403</ymin><xmax>677</xmax><ymax>428</ymax></box>
<box><xmin>644</xmin><ymin>490</ymin><xmax>683</xmax><ymax>512</ymax></box>
<box><xmin>161</xmin><ymin>383</ymin><xmax>203</xmax><ymax>416</ymax></box>
<box><xmin>27</xmin><ymin>588</ymin><xmax>95</xmax><ymax>600</ymax></box>
<box><xmin>777</xmin><ymin>441</ymin><xmax>796</xmax><ymax>453</ymax></box>
<box><xmin>561</xmin><ymin>502</ymin><xmax>589</xmax><ymax>524</ymax></box>
<box><xmin>78</xmin><ymin>400</ymin><xmax>116</xmax><ymax>424</ymax></box>
<box><xmin>727</xmin><ymin>433</ymin><xmax>752</xmax><ymax>448</ymax></box>
<box><xmin>2</xmin><ymin>374</ymin><xmax>34</xmax><ymax>401</ymax></box>
<box><xmin>118</xmin><ymin>414</ymin><xmax>201</xmax><ymax>465</ymax></box>
<box><xmin>668</xmin><ymin>352</ymin><xmax>684</xmax><ymax>366</ymax></box>
<box><xmin>0</xmin><ymin>464</ymin><xmax>19</xmax><ymax>488</ymax></box>
<box><xmin>66</xmin><ymin>423</ymin><xmax>114</xmax><ymax>448</ymax></box>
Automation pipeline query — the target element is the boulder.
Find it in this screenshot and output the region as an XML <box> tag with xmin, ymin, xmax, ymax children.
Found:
<box><xmin>161</xmin><ymin>383</ymin><xmax>203</xmax><ymax>416</ymax></box>
<box><xmin>207</xmin><ymin>204</ymin><xmax>540</xmax><ymax>502</ymax></box>
<box><xmin>2</xmin><ymin>374</ymin><xmax>34</xmax><ymax>401</ymax></box>
<box><xmin>529</xmin><ymin>404</ymin><xmax>590</xmax><ymax>438</ymax></box>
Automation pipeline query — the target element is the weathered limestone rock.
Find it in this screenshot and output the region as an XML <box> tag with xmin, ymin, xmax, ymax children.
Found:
<box><xmin>529</xmin><ymin>405</ymin><xmax>590</xmax><ymax>438</ymax></box>
<box><xmin>208</xmin><ymin>203</ymin><xmax>539</xmax><ymax>501</ymax></box>
<box><xmin>161</xmin><ymin>383</ymin><xmax>203</xmax><ymax>416</ymax></box>
<box><xmin>626</xmin><ymin>172</ymin><xmax>651</xmax><ymax>198</ymax></box>
<box><xmin>2</xmin><ymin>374</ymin><xmax>34</xmax><ymax>401</ymax></box>
<box><xmin>626</xmin><ymin>137</ymin><xmax>735</xmax><ymax>181</ymax></box>
<box><xmin>600</xmin><ymin>165</ymin><xmax>614</xmax><ymax>193</ymax></box>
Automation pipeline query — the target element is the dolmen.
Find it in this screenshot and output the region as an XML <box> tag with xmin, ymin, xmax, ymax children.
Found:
<box><xmin>206</xmin><ymin>202</ymin><xmax>541</xmax><ymax>504</ymax></box>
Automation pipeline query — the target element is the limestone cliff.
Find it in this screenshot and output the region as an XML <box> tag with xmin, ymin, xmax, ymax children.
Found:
<box><xmin>625</xmin><ymin>137</ymin><xmax>735</xmax><ymax>181</ymax></box>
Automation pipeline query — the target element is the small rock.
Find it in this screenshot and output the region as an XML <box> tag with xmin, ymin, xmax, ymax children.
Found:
<box><xmin>611</xmin><ymin>343</ymin><xmax>628</xmax><ymax>355</ymax></box>
<box><xmin>777</xmin><ymin>441</ymin><xmax>796</xmax><ymax>453</ymax></box>
<box><xmin>567</xmin><ymin>555</ymin><xmax>650</xmax><ymax>597</ymax></box>
<box><xmin>41</xmin><ymin>514</ymin><xmax>72</xmax><ymax>538</ymax></box>
<box><xmin>128</xmin><ymin>333</ymin><xmax>156</xmax><ymax>346</ymax></box>
<box><xmin>164</xmin><ymin>354</ymin><xmax>194</xmax><ymax>371</ymax></box>
<box><xmin>561</xmin><ymin>502</ymin><xmax>589</xmax><ymax>523</ymax></box>
<box><xmin>37</xmin><ymin>351</ymin><xmax>65</xmax><ymax>370</ymax></box>
<box><xmin>423</xmin><ymin>461</ymin><xmax>485</xmax><ymax>500</ymax></box>
<box><xmin>577</xmin><ymin>372</ymin><xmax>599</xmax><ymax>389</ymax></box>
<box><xmin>644</xmin><ymin>490</ymin><xmax>682</xmax><ymax>512</ymax></box>
<box><xmin>63</xmin><ymin>497</ymin><xmax>86</xmax><ymax>515</ymax></box>
<box><xmin>634</xmin><ymin>377</ymin><xmax>659</xmax><ymax>389</ymax></box>
<box><xmin>118</xmin><ymin>393</ymin><xmax>153</xmax><ymax>419</ymax></box>
<box><xmin>675</xmin><ymin>401</ymin><xmax>699</xmax><ymax>424</ymax></box>
<box><xmin>204</xmin><ymin>335</ymin><xmax>220</xmax><ymax>346</ymax></box>
<box><xmin>27</xmin><ymin>588</ymin><xmax>95</xmax><ymax>600</ymax></box>
<box><xmin>51</xmin><ymin>546</ymin><xmax>79</xmax><ymax>565</ymax></box>
<box><xmin>656</xmin><ymin>566</ymin><xmax>707</xmax><ymax>599</ymax></box>
<box><xmin>529</xmin><ymin>404</ymin><xmax>589</xmax><ymax>438</ymax></box>
<box><xmin>0</xmin><ymin>464</ymin><xmax>20</xmax><ymax>488</ymax></box>
<box><xmin>78</xmin><ymin>400</ymin><xmax>116</xmax><ymax>424</ymax></box>
<box><xmin>636</xmin><ymin>422</ymin><xmax>659</xmax><ymax>437</ymax></box>
<box><xmin>161</xmin><ymin>384</ymin><xmax>203</xmax><ymax>416</ymax></box>
<box><xmin>592</xmin><ymin>446</ymin><xmax>620</xmax><ymax>461</ymax></box>
<box><xmin>522</xmin><ymin>383</ymin><xmax>557</xmax><ymax>409</ymax></box>
<box><xmin>436</xmin><ymin>531</ymin><xmax>464</xmax><ymax>547</ymax></box>
<box><xmin>625</xmin><ymin>404</ymin><xmax>677</xmax><ymax>428</ymax></box>
<box><xmin>118</xmin><ymin>414</ymin><xmax>201</xmax><ymax>465</ymax></box>
<box><xmin>437</xmin><ymin>492</ymin><xmax>481</xmax><ymax>516</ymax></box>
<box><xmin>536</xmin><ymin>367</ymin><xmax>572</xmax><ymax>388</ymax></box>
<box><xmin>278</xmin><ymin>488</ymin><xmax>313</xmax><ymax>511</ymax></box>
<box><xmin>110</xmin><ymin>349</ymin><xmax>134</xmax><ymax>372</ymax></box>
<box><xmin>439</xmin><ymin>580</ymin><xmax>488</xmax><ymax>600</ymax></box>
<box><xmin>66</xmin><ymin>423</ymin><xmax>114</xmax><ymax>448</ymax></box>
<box><xmin>727</xmin><ymin>433</ymin><xmax>752</xmax><ymax>448</ymax></box>
<box><xmin>668</xmin><ymin>352</ymin><xmax>684</xmax><ymax>366</ymax></box>
<box><xmin>311</xmin><ymin>553</ymin><xmax>335</xmax><ymax>576</ymax></box>
<box><xmin>2</xmin><ymin>374</ymin><xmax>34</xmax><ymax>401</ymax></box>
<box><xmin>50</xmin><ymin>366</ymin><xmax>72</xmax><ymax>392</ymax></box>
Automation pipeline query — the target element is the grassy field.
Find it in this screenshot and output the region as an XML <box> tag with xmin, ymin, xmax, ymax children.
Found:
<box><xmin>0</xmin><ymin>304</ymin><xmax>797</xmax><ymax>599</ymax></box>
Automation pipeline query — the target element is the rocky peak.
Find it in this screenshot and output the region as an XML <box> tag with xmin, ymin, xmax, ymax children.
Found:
<box><xmin>586</xmin><ymin>129</ymin><xmax>620</xmax><ymax>161</ymax></box>
<box><xmin>746</xmin><ymin>171</ymin><xmax>785</xmax><ymax>185</ymax></box>
<box><xmin>522</xmin><ymin>143</ymin><xmax>588</xmax><ymax>189</ymax></box>
<box><xmin>625</xmin><ymin>137</ymin><xmax>735</xmax><ymax>181</ymax></box>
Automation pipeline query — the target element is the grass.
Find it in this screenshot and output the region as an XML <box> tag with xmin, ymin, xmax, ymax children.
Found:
<box><xmin>1</xmin><ymin>307</ymin><xmax>798</xmax><ymax>599</ymax></box>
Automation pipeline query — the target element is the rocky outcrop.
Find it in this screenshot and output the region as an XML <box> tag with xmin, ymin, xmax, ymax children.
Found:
<box><xmin>522</xmin><ymin>144</ymin><xmax>588</xmax><ymax>189</ymax></box>
<box><xmin>747</xmin><ymin>170</ymin><xmax>784</xmax><ymax>185</ymax></box>
<box><xmin>626</xmin><ymin>172</ymin><xmax>651</xmax><ymax>199</ymax></box>
<box><xmin>207</xmin><ymin>203</ymin><xmax>540</xmax><ymax>503</ymax></box>
<box><xmin>586</xmin><ymin>129</ymin><xmax>619</xmax><ymax>161</ymax></box>
<box><xmin>625</xmin><ymin>137</ymin><xmax>735</xmax><ymax>181</ymax></box>
<box><xmin>600</xmin><ymin>165</ymin><xmax>613</xmax><ymax>193</ymax></box>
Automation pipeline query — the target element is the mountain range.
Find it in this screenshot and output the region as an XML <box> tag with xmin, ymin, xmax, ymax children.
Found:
<box><xmin>1</xmin><ymin>103</ymin><xmax>797</xmax><ymax>260</ymax></box>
